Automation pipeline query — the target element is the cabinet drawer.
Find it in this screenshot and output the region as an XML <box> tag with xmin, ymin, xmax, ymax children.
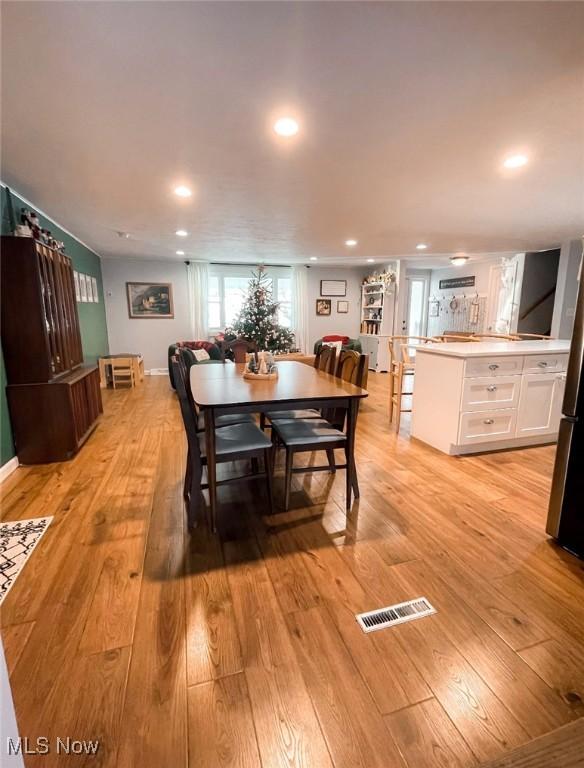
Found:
<box><xmin>459</xmin><ymin>409</ymin><xmax>517</xmax><ymax>445</ymax></box>
<box><xmin>522</xmin><ymin>354</ymin><xmax>568</xmax><ymax>374</ymax></box>
<box><xmin>461</xmin><ymin>375</ymin><xmax>521</xmax><ymax>412</ymax></box>
<box><xmin>464</xmin><ymin>356</ymin><xmax>523</xmax><ymax>378</ymax></box>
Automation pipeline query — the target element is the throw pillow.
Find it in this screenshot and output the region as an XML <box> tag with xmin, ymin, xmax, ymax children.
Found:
<box><xmin>193</xmin><ymin>349</ymin><xmax>210</xmax><ymax>362</ymax></box>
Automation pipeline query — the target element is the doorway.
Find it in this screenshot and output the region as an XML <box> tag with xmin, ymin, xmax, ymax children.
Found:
<box><xmin>405</xmin><ymin>276</ymin><xmax>429</xmax><ymax>337</ymax></box>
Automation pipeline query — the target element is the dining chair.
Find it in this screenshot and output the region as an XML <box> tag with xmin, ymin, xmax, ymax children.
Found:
<box><xmin>178</xmin><ymin>347</ymin><xmax>255</xmax><ymax>431</ymax></box>
<box><xmin>388</xmin><ymin>336</ymin><xmax>434</xmax><ymax>433</ymax></box>
<box><xmin>270</xmin><ymin>350</ymin><xmax>368</xmax><ymax>511</ymax></box>
<box><xmin>470</xmin><ymin>332</ymin><xmax>519</xmax><ymax>341</ymax></box>
<box><xmin>171</xmin><ymin>357</ymin><xmax>274</xmax><ymax>530</ymax></box>
<box><xmin>511</xmin><ymin>332</ymin><xmax>555</xmax><ymax>340</ymax></box>
<box><xmin>261</xmin><ymin>344</ymin><xmax>339</xmax><ymax>428</ymax></box>
<box><xmin>224</xmin><ymin>336</ymin><xmax>258</xmax><ymax>363</ymax></box>
<box><xmin>110</xmin><ymin>357</ymin><xmax>135</xmax><ymax>388</ymax></box>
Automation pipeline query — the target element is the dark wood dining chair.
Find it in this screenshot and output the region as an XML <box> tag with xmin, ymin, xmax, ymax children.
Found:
<box><xmin>224</xmin><ymin>336</ymin><xmax>257</xmax><ymax>363</ymax></box>
<box><xmin>178</xmin><ymin>347</ymin><xmax>255</xmax><ymax>431</ymax></box>
<box><xmin>261</xmin><ymin>344</ymin><xmax>338</xmax><ymax>430</ymax></box>
<box><xmin>171</xmin><ymin>357</ymin><xmax>274</xmax><ymax>530</ymax></box>
<box><xmin>270</xmin><ymin>351</ymin><xmax>368</xmax><ymax>511</ymax></box>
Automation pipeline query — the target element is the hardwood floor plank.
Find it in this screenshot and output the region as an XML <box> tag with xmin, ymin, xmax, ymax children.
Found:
<box><xmin>478</xmin><ymin>719</ymin><xmax>584</xmax><ymax>768</ymax></box>
<box><xmin>115</xmin><ymin>431</ymin><xmax>188</xmax><ymax>768</ymax></box>
<box><xmin>0</xmin><ymin>621</ymin><xmax>35</xmax><ymax>675</ymax></box>
<box><xmin>187</xmin><ymin>673</ymin><xmax>262</xmax><ymax>768</ymax></box>
<box><xmin>287</xmin><ymin>606</ymin><xmax>406</xmax><ymax>768</ymax></box>
<box><xmin>185</xmin><ymin>527</ymin><xmax>243</xmax><ymax>686</ymax></box>
<box><xmin>224</xmin><ymin>538</ymin><xmax>333</xmax><ymax>768</ymax></box>
<box><xmin>385</xmin><ymin>697</ymin><xmax>478</xmax><ymax>768</ymax></box>
<box><xmin>520</xmin><ymin>640</ymin><xmax>584</xmax><ymax>717</ymax></box>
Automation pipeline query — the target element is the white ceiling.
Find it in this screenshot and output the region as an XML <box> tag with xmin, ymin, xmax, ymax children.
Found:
<box><xmin>2</xmin><ymin>1</ymin><xmax>583</xmax><ymax>266</ymax></box>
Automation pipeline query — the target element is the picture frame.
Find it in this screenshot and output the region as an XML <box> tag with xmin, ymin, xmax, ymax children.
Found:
<box><xmin>73</xmin><ymin>271</ymin><xmax>80</xmax><ymax>302</ymax></box>
<box><xmin>126</xmin><ymin>281</ymin><xmax>174</xmax><ymax>319</ymax></box>
<box><xmin>79</xmin><ymin>273</ymin><xmax>88</xmax><ymax>302</ymax></box>
<box><xmin>337</xmin><ymin>300</ymin><xmax>349</xmax><ymax>313</ymax></box>
<box><xmin>320</xmin><ymin>279</ymin><xmax>347</xmax><ymax>297</ymax></box>
<box><xmin>316</xmin><ymin>298</ymin><xmax>331</xmax><ymax>316</ymax></box>
<box><xmin>91</xmin><ymin>276</ymin><xmax>99</xmax><ymax>303</ymax></box>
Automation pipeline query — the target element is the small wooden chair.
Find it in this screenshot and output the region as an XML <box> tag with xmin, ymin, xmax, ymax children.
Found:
<box><xmin>388</xmin><ymin>336</ymin><xmax>433</xmax><ymax>433</ymax></box>
<box><xmin>110</xmin><ymin>357</ymin><xmax>135</xmax><ymax>388</ymax></box>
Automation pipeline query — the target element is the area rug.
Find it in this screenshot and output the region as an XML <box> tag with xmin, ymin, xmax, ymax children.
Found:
<box><xmin>0</xmin><ymin>517</ymin><xmax>53</xmax><ymax>606</ymax></box>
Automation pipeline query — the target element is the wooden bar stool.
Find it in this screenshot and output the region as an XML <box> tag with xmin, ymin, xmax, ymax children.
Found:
<box><xmin>388</xmin><ymin>336</ymin><xmax>433</xmax><ymax>433</ymax></box>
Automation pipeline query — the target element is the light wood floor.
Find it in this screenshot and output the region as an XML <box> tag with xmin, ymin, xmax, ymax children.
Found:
<box><xmin>1</xmin><ymin>373</ymin><xmax>583</xmax><ymax>768</ymax></box>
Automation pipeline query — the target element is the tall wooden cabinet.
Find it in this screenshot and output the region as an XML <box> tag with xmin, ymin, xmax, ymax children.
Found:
<box><xmin>1</xmin><ymin>236</ymin><xmax>102</xmax><ymax>463</ymax></box>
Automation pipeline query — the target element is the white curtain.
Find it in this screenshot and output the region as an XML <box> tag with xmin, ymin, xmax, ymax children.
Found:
<box><xmin>292</xmin><ymin>265</ymin><xmax>310</xmax><ymax>353</ymax></box>
<box><xmin>186</xmin><ymin>261</ymin><xmax>209</xmax><ymax>340</ymax></box>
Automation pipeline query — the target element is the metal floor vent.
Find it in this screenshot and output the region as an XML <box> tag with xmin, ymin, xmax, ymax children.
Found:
<box><xmin>356</xmin><ymin>597</ymin><xmax>436</xmax><ymax>633</ymax></box>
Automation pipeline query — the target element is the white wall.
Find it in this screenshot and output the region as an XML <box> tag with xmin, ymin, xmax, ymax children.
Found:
<box><xmin>552</xmin><ymin>239</ymin><xmax>583</xmax><ymax>339</ymax></box>
<box><xmin>428</xmin><ymin>258</ymin><xmax>498</xmax><ymax>298</ymax></box>
<box><xmin>306</xmin><ymin>266</ymin><xmax>364</xmax><ymax>350</ymax></box>
<box><xmin>102</xmin><ymin>258</ymin><xmax>191</xmax><ymax>371</ymax></box>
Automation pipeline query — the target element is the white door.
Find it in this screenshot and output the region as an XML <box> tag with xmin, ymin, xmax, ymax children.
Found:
<box><xmin>517</xmin><ymin>372</ymin><xmax>565</xmax><ymax>436</ymax></box>
<box><xmin>405</xmin><ymin>277</ymin><xmax>429</xmax><ymax>337</ymax></box>
<box><xmin>486</xmin><ymin>258</ymin><xmax>519</xmax><ymax>334</ymax></box>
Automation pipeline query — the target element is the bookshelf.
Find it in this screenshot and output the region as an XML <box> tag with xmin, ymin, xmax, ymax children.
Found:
<box><xmin>359</xmin><ymin>280</ymin><xmax>396</xmax><ymax>372</ymax></box>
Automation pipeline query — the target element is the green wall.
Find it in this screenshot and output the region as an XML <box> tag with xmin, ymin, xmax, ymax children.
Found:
<box><xmin>1</xmin><ymin>185</ymin><xmax>109</xmax><ymax>465</ymax></box>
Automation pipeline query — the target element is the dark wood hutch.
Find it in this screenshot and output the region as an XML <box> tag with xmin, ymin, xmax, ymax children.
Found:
<box><xmin>1</xmin><ymin>236</ymin><xmax>102</xmax><ymax>463</ymax></box>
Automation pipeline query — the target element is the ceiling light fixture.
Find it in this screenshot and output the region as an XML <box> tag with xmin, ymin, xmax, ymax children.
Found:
<box><xmin>273</xmin><ymin>117</ymin><xmax>299</xmax><ymax>137</ymax></box>
<box><xmin>175</xmin><ymin>229</ymin><xmax>188</xmax><ymax>237</ymax></box>
<box><xmin>174</xmin><ymin>185</ymin><xmax>192</xmax><ymax>198</ymax></box>
<box><xmin>416</xmin><ymin>243</ymin><xmax>428</xmax><ymax>250</ymax></box>
<box><xmin>345</xmin><ymin>239</ymin><xmax>358</xmax><ymax>247</ymax></box>
<box><xmin>450</xmin><ymin>255</ymin><xmax>469</xmax><ymax>267</ymax></box>
<box><xmin>367</xmin><ymin>258</ymin><xmax>375</xmax><ymax>263</ymax></box>
<box><xmin>309</xmin><ymin>256</ymin><xmax>318</xmax><ymax>261</ymax></box>
<box><xmin>176</xmin><ymin>250</ymin><xmax>185</xmax><ymax>256</ymax></box>
<box><xmin>503</xmin><ymin>154</ymin><xmax>528</xmax><ymax>169</ymax></box>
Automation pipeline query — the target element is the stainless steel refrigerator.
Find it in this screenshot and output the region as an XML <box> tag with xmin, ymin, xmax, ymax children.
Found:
<box><xmin>547</xmin><ymin>261</ymin><xmax>584</xmax><ymax>558</ymax></box>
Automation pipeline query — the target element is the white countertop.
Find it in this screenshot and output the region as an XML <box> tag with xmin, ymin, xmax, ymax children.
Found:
<box><xmin>416</xmin><ymin>340</ymin><xmax>571</xmax><ymax>358</ymax></box>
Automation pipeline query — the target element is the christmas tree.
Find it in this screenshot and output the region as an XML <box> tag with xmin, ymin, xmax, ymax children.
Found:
<box><xmin>226</xmin><ymin>266</ymin><xmax>295</xmax><ymax>353</ymax></box>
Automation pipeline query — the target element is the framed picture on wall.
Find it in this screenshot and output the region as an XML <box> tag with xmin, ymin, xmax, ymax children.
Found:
<box><xmin>91</xmin><ymin>277</ymin><xmax>99</xmax><ymax>303</ymax></box>
<box><xmin>320</xmin><ymin>279</ymin><xmax>347</xmax><ymax>297</ymax></box>
<box><xmin>316</xmin><ymin>298</ymin><xmax>331</xmax><ymax>316</ymax></box>
<box><xmin>337</xmin><ymin>300</ymin><xmax>349</xmax><ymax>313</ymax></box>
<box><xmin>73</xmin><ymin>271</ymin><xmax>81</xmax><ymax>302</ymax></box>
<box><xmin>79</xmin><ymin>273</ymin><xmax>88</xmax><ymax>302</ymax></box>
<box><xmin>126</xmin><ymin>282</ymin><xmax>174</xmax><ymax>318</ymax></box>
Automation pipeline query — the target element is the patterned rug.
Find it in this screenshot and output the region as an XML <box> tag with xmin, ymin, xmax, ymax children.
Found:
<box><xmin>0</xmin><ymin>517</ymin><xmax>53</xmax><ymax>605</ymax></box>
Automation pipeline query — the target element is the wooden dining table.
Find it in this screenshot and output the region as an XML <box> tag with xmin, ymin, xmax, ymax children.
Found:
<box><xmin>189</xmin><ymin>361</ymin><xmax>368</xmax><ymax>524</ymax></box>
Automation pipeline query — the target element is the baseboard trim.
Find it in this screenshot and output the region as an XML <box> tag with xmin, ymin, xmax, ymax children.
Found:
<box><xmin>147</xmin><ymin>368</ymin><xmax>169</xmax><ymax>376</ymax></box>
<box><xmin>0</xmin><ymin>456</ymin><xmax>19</xmax><ymax>483</ymax></box>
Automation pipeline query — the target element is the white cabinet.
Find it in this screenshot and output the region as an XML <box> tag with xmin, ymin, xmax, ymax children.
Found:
<box><xmin>517</xmin><ymin>372</ymin><xmax>566</xmax><ymax>437</ymax></box>
<box><xmin>411</xmin><ymin>343</ymin><xmax>570</xmax><ymax>455</ymax></box>
<box><xmin>359</xmin><ymin>334</ymin><xmax>390</xmax><ymax>372</ymax></box>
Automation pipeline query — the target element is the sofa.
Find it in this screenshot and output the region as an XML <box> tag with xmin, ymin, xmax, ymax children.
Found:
<box><xmin>168</xmin><ymin>341</ymin><xmax>223</xmax><ymax>389</ymax></box>
<box><xmin>313</xmin><ymin>335</ymin><xmax>362</xmax><ymax>355</ymax></box>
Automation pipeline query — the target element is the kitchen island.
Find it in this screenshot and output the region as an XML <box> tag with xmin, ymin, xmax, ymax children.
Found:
<box><xmin>411</xmin><ymin>340</ymin><xmax>571</xmax><ymax>455</ymax></box>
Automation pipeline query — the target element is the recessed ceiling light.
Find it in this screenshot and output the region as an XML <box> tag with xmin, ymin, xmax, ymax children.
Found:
<box><xmin>416</xmin><ymin>243</ymin><xmax>428</xmax><ymax>250</ymax></box>
<box><xmin>176</xmin><ymin>250</ymin><xmax>185</xmax><ymax>256</ymax></box>
<box><xmin>503</xmin><ymin>154</ymin><xmax>528</xmax><ymax>169</ymax></box>
<box><xmin>175</xmin><ymin>229</ymin><xmax>188</xmax><ymax>237</ymax></box>
<box><xmin>450</xmin><ymin>255</ymin><xmax>469</xmax><ymax>267</ymax></box>
<box><xmin>309</xmin><ymin>256</ymin><xmax>318</xmax><ymax>261</ymax></box>
<box><xmin>174</xmin><ymin>185</ymin><xmax>192</xmax><ymax>198</ymax></box>
<box><xmin>273</xmin><ymin>117</ymin><xmax>299</xmax><ymax>137</ymax></box>
<box><xmin>345</xmin><ymin>239</ymin><xmax>358</xmax><ymax>247</ymax></box>
<box><xmin>367</xmin><ymin>258</ymin><xmax>375</xmax><ymax>263</ymax></box>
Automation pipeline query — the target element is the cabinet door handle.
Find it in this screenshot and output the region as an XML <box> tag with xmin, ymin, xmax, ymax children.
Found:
<box><xmin>486</xmin><ymin>385</ymin><xmax>498</xmax><ymax>392</ymax></box>
<box><xmin>488</xmin><ymin>363</ymin><xmax>499</xmax><ymax>370</ymax></box>
<box><xmin>483</xmin><ymin>418</ymin><xmax>495</xmax><ymax>425</ymax></box>
<box><xmin>537</xmin><ymin>361</ymin><xmax>549</xmax><ymax>368</ymax></box>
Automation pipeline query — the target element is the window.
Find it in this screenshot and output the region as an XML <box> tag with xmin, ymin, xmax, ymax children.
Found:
<box><xmin>207</xmin><ymin>265</ymin><xmax>292</xmax><ymax>331</ymax></box>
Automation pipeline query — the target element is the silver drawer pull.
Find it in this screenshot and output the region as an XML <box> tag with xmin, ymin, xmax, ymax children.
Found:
<box><xmin>488</xmin><ymin>363</ymin><xmax>499</xmax><ymax>370</ymax></box>
<box><xmin>483</xmin><ymin>418</ymin><xmax>495</xmax><ymax>425</ymax></box>
<box><xmin>537</xmin><ymin>361</ymin><xmax>549</xmax><ymax>368</ymax></box>
<box><xmin>486</xmin><ymin>385</ymin><xmax>498</xmax><ymax>392</ymax></box>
